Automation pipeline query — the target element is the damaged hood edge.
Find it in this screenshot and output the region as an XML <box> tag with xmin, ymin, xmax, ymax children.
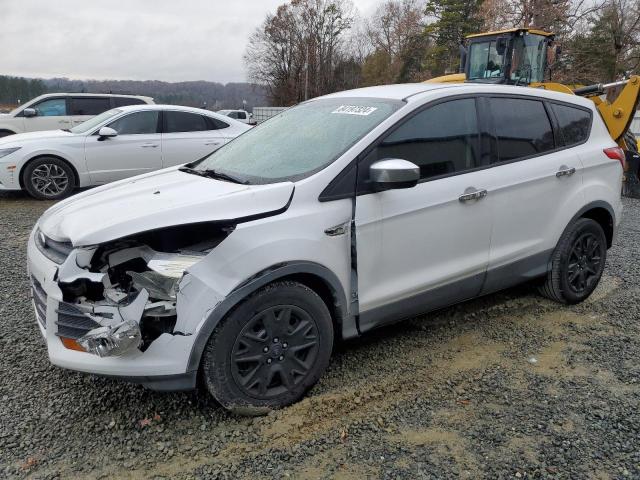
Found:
<box><xmin>38</xmin><ymin>168</ymin><xmax>295</xmax><ymax>246</ymax></box>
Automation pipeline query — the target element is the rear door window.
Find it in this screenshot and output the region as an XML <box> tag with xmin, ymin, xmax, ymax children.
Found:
<box><xmin>549</xmin><ymin>103</ymin><xmax>592</xmax><ymax>146</ymax></box>
<box><xmin>113</xmin><ymin>97</ymin><xmax>147</xmax><ymax>107</ymax></box>
<box><xmin>70</xmin><ymin>97</ymin><xmax>112</xmax><ymax>116</ymax></box>
<box><xmin>367</xmin><ymin>97</ymin><xmax>481</xmax><ymax>180</ymax></box>
<box><xmin>164</xmin><ymin>111</ymin><xmax>209</xmax><ymax>133</ymax></box>
<box><xmin>489</xmin><ymin>97</ymin><xmax>555</xmax><ymax>162</ymax></box>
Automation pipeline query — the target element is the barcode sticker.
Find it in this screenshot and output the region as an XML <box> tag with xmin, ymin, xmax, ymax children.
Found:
<box><xmin>332</xmin><ymin>105</ymin><xmax>378</xmax><ymax>116</ymax></box>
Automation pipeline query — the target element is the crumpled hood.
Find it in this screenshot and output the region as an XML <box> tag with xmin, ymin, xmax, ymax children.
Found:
<box><xmin>38</xmin><ymin>168</ymin><xmax>294</xmax><ymax>246</ymax></box>
<box><xmin>0</xmin><ymin>129</ymin><xmax>75</xmax><ymax>146</ymax></box>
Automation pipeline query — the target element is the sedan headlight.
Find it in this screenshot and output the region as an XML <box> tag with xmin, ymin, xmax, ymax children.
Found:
<box><xmin>0</xmin><ymin>147</ymin><xmax>21</xmax><ymax>159</ymax></box>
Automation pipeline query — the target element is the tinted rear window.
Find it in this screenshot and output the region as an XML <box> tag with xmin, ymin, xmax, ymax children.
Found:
<box><xmin>550</xmin><ymin>103</ymin><xmax>591</xmax><ymax>146</ymax></box>
<box><xmin>70</xmin><ymin>97</ymin><xmax>112</xmax><ymax>115</ymax></box>
<box><xmin>113</xmin><ymin>97</ymin><xmax>146</xmax><ymax>107</ymax></box>
<box><xmin>490</xmin><ymin>97</ymin><xmax>555</xmax><ymax>162</ymax></box>
<box><xmin>164</xmin><ymin>111</ymin><xmax>209</xmax><ymax>133</ymax></box>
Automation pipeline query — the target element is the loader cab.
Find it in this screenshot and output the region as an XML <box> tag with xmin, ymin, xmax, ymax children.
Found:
<box><xmin>464</xmin><ymin>28</ymin><xmax>555</xmax><ymax>86</ymax></box>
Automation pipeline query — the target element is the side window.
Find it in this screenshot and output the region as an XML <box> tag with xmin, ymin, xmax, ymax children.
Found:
<box><xmin>70</xmin><ymin>97</ymin><xmax>112</xmax><ymax>116</ymax></box>
<box><xmin>550</xmin><ymin>103</ymin><xmax>591</xmax><ymax>147</ymax></box>
<box><xmin>113</xmin><ymin>97</ymin><xmax>146</xmax><ymax>107</ymax></box>
<box><xmin>107</xmin><ymin>111</ymin><xmax>159</xmax><ymax>135</ymax></box>
<box><xmin>370</xmin><ymin>98</ymin><xmax>480</xmax><ymax>180</ymax></box>
<box><xmin>33</xmin><ymin>98</ymin><xmax>67</xmax><ymax>117</ymax></box>
<box><xmin>205</xmin><ymin>116</ymin><xmax>229</xmax><ymax>130</ymax></box>
<box><xmin>164</xmin><ymin>111</ymin><xmax>208</xmax><ymax>133</ymax></box>
<box><xmin>490</xmin><ymin>98</ymin><xmax>555</xmax><ymax>162</ymax></box>
<box><xmin>237</xmin><ymin>111</ymin><xmax>247</xmax><ymax>120</ymax></box>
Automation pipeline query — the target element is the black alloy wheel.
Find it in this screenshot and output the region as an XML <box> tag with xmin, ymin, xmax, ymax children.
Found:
<box><xmin>565</xmin><ymin>231</ymin><xmax>604</xmax><ymax>295</ymax></box>
<box><xmin>538</xmin><ymin>218</ymin><xmax>607</xmax><ymax>304</ymax></box>
<box><xmin>201</xmin><ymin>281</ymin><xmax>333</xmax><ymax>415</ymax></box>
<box><xmin>231</xmin><ymin>305</ymin><xmax>320</xmax><ymax>399</ymax></box>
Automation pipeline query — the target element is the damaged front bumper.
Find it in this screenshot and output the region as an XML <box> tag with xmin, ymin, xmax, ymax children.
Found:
<box><xmin>26</xmin><ymin>227</ymin><xmax>225</xmax><ymax>390</ymax></box>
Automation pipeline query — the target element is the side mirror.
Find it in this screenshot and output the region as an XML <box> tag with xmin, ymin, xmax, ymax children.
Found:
<box><xmin>370</xmin><ymin>159</ymin><xmax>420</xmax><ymax>191</ymax></box>
<box><xmin>23</xmin><ymin>108</ymin><xmax>37</xmax><ymax>118</ymax></box>
<box><xmin>97</xmin><ymin>126</ymin><xmax>118</xmax><ymax>140</ymax></box>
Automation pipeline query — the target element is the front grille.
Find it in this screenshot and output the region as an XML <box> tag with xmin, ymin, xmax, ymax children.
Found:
<box><xmin>55</xmin><ymin>302</ymin><xmax>101</xmax><ymax>339</ymax></box>
<box><xmin>31</xmin><ymin>277</ymin><xmax>47</xmax><ymax>329</ymax></box>
<box><xmin>35</xmin><ymin>229</ymin><xmax>73</xmax><ymax>264</ymax></box>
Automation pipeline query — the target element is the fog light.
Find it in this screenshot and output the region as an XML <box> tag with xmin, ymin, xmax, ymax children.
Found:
<box><xmin>78</xmin><ymin>320</ymin><xmax>142</xmax><ymax>357</ymax></box>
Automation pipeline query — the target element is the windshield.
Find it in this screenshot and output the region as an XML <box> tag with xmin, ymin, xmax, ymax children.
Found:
<box><xmin>193</xmin><ymin>98</ymin><xmax>402</xmax><ymax>184</ymax></box>
<box><xmin>510</xmin><ymin>34</ymin><xmax>547</xmax><ymax>84</ymax></box>
<box><xmin>70</xmin><ymin>109</ymin><xmax>122</xmax><ymax>134</ymax></box>
<box><xmin>468</xmin><ymin>40</ymin><xmax>505</xmax><ymax>80</ymax></box>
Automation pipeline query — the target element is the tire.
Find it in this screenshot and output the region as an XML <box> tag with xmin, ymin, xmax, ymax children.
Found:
<box><xmin>22</xmin><ymin>157</ymin><xmax>75</xmax><ymax>200</ymax></box>
<box><xmin>201</xmin><ymin>281</ymin><xmax>334</xmax><ymax>415</ymax></box>
<box><xmin>538</xmin><ymin>218</ymin><xmax>607</xmax><ymax>304</ymax></box>
<box><xmin>0</xmin><ymin>130</ymin><xmax>15</xmax><ymax>138</ymax></box>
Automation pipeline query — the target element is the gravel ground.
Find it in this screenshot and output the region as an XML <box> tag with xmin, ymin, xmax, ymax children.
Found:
<box><xmin>1</xmin><ymin>190</ymin><xmax>639</xmax><ymax>480</ymax></box>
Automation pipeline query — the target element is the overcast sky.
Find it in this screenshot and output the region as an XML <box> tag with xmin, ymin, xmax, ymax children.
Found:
<box><xmin>1</xmin><ymin>0</ymin><xmax>381</xmax><ymax>84</ymax></box>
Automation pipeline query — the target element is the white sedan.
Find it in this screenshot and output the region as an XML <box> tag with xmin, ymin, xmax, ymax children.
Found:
<box><xmin>0</xmin><ymin>105</ymin><xmax>250</xmax><ymax>199</ymax></box>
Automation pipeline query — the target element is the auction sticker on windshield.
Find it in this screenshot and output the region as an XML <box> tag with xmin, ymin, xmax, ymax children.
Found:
<box><xmin>332</xmin><ymin>105</ymin><xmax>378</xmax><ymax>116</ymax></box>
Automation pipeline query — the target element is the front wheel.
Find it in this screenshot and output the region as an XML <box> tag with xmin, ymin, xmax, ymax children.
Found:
<box><xmin>201</xmin><ymin>281</ymin><xmax>334</xmax><ymax>415</ymax></box>
<box><xmin>23</xmin><ymin>157</ymin><xmax>75</xmax><ymax>200</ymax></box>
<box><xmin>538</xmin><ymin>218</ymin><xmax>607</xmax><ymax>304</ymax></box>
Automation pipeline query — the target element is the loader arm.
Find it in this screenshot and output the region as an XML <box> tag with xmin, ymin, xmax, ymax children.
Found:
<box><xmin>574</xmin><ymin>76</ymin><xmax>640</xmax><ymax>145</ymax></box>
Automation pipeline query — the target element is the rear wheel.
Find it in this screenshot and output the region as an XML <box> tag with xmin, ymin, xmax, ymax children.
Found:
<box><xmin>538</xmin><ymin>218</ymin><xmax>607</xmax><ymax>304</ymax></box>
<box><xmin>23</xmin><ymin>157</ymin><xmax>75</xmax><ymax>200</ymax></box>
<box><xmin>201</xmin><ymin>281</ymin><xmax>334</xmax><ymax>415</ymax></box>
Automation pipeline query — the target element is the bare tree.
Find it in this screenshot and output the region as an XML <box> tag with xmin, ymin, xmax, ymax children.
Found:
<box><xmin>244</xmin><ymin>0</ymin><xmax>355</xmax><ymax>105</ymax></box>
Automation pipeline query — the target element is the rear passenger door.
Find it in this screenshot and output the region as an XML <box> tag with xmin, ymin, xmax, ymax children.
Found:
<box><xmin>355</xmin><ymin>97</ymin><xmax>495</xmax><ymax>332</ymax></box>
<box><xmin>161</xmin><ymin>111</ymin><xmax>229</xmax><ymax>167</ymax></box>
<box><xmin>69</xmin><ymin>97</ymin><xmax>112</xmax><ymax>127</ymax></box>
<box><xmin>480</xmin><ymin>96</ymin><xmax>586</xmax><ymax>293</ymax></box>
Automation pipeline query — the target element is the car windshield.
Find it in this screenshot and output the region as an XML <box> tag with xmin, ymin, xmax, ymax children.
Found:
<box><xmin>193</xmin><ymin>98</ymin><xmax>402</xmax><ymax>184</ymax></box>
<box><xmin>70</xmin><ymin>109</ymin><xmax>122</xmax><ymax>134</ymax></box>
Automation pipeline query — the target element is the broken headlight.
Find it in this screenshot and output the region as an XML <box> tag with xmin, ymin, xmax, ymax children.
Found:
<box><xmin>78</xmin><ymin>320</ymin><xmax>142</xmax><ymax>357</ymax></box>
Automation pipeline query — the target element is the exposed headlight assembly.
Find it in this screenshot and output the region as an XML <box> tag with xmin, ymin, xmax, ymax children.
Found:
<box><xmin>0</xmin><ymin>147</ymin><xmax>21</xmax><ymax>159</ymax></box>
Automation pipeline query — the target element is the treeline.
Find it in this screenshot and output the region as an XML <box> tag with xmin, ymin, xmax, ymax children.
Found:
<box><xmin>0</xmin><ymin>76</ymin><xmax>47</xmax><ymax>105</ymax></box>
<box><xmin>245</xmin><ymin>0</ymin><xmax>640</xmax><ymax>105</ymax></box>
<box><xmin>0</xmin><ymin>76</ymin><xmax>269</xmax><ymax>110</ymax></box>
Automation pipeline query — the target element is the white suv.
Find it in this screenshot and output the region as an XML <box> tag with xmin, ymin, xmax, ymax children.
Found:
<box><xmin>0</xmin><ymin>93</ymin><xmax>154</xmax><ymax>137</ymax></box>
<box><xmin>27</xmin><ymin>83</ymin><xmax>623</xmax><ymax>413</ymax></box>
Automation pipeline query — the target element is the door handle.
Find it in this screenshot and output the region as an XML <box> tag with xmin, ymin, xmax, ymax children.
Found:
<box><xmin>556</xmin><ymin>166</ymin><xmax>576</xmax><ymax>177</ymax></box>
<box><xmin>141</xmin><ymin>143</ymin><xmax>159</xmax><ymax>148</ymax></box>
<box><xmin>58</xmin><ymin>120</ymin><xmax>71</xmax><ymax>124</ymax></box>
<box><xmin>204</xmin><ymin>141</ymin><xmax>221</xmax><ymax>146</ymax></box>
<box><xmin>459</xmin><ymin>188</ymin><xmax>488</xmax><ymax>202</ymax></box>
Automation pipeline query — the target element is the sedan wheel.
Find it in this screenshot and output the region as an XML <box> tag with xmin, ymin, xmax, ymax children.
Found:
<box><xmin>23</xmin><ymin>157</ymin><xmax>75</xmax><ymax>200</ymax></box>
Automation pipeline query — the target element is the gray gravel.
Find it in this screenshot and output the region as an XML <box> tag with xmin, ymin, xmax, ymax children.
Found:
<box><xmin>1</xmin><ymin>190</ymin><xmax>639</xmax><ymax>479</ymax></box>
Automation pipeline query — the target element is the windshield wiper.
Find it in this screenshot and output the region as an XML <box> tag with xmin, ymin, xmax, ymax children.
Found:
<box><xmin>179</xmin><ymin>166</ymin><xmax>248</xmax><ymax>184</ymax></box>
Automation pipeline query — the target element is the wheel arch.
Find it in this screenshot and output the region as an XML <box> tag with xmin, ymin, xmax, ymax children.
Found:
<box><xmin>186</xmin><ymin>261</ymin><xmax>355</xmax><ymax>375</ymax></box>
<box><xmin>570</xmin><ymin>200</ymin><xmax>616</xmax><ymax>248</ymax></box>
<box><xmin>0</xmin><ymin>129</ymin><xmax>17</xmax><ymax>137</ymax></box>
<box><xmin>19</xmin><ymin>154</ymin><xmax>80</xmax><ymax>189</ymax></box>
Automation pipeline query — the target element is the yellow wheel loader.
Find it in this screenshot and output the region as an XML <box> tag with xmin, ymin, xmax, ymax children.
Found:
<box><xmin>424</xmin><ymin>28</ymin><xmax>640</xmax><ymax>153</ymax></box>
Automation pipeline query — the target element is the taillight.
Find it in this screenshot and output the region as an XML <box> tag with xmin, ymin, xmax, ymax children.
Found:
<box><xmin>603</xmin><ymin>147</ymin><xmax>626</xmax><ymax>169</ymax></box>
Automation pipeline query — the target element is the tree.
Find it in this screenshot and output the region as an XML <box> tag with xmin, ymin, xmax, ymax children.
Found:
<box><xmin>361</xmin><ymin>0</ymin><xmax>427</xmax><ymax>85</ymax></box>
<box><xmin>424</xmin><ymin>0</ymin><xmax>485</xmax><ymax>76</ymax></box>
<box><xmin>244</xmin><ymin>0</ymin><xmax>356</xmax><ymax>105</ymax></box>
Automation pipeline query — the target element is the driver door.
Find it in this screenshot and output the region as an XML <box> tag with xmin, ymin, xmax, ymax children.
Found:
<box><xmin>84</xmin><ymin>110</ymin><xmax>162</xmax><ymax>184</ymax></box>
<box><xmin>23</xmin><ymin>97</ymin><xmax>71</xmax><ymax>132</ymax></box>
<box><xmin>354</xmin><ymin>97</ymin><xmax>494</xmax><ymax>333</ymax></box>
